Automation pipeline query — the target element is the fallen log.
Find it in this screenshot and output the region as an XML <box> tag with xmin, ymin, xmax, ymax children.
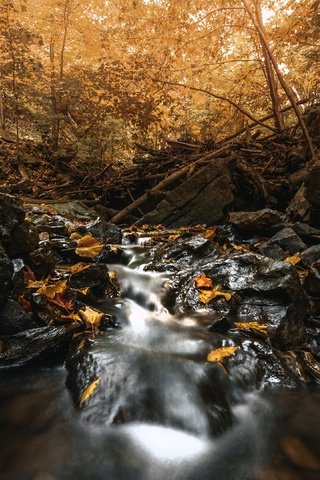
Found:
<box><xmin>111</xmin><ymin>146</ymin><xmax>231</xmax><ymax>223</ymax></box>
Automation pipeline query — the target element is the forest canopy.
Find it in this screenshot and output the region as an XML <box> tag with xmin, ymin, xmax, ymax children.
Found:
<box><xmin>0</xmin><ymin>0</ymin><xmax>319</xmax><ymax>165</ymax></box>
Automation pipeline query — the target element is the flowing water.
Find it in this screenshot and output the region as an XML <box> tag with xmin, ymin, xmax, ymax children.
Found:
<box><xmin>1</xmin><ymin>244</ymin><xmax>320</xmax><ymax>479</ymax></box>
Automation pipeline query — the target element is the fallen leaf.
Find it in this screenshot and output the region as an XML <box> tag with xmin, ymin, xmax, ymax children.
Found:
<box><xmin>18</xmin><ymin>295</ymin><xmax>32</xmax><ymax>312</ymax></box>
<box><xmin>77</xmin><ymin>339</ymin><xmax>85</xmax><ymax>351</ymax></box>
<box><xmin>203</xmin><ymin>227</ymin><xmax>216</xmax><ymax>239</ymax></box>
<box><xmin>194</xmin><ymin>274</ymin><xmax>213</xmax><ymax>289</ymax></box>
<box><xmin>234</xmin><ymin>321</ymin><xmax>268</xmax><ymax>333</ymax></box>
<box><xmin>50</xmin><ymin>293</ymin><xmax>74</xmax><ymax>311</ymax></box>
<box><xmin>75</xmin><ymin>235</ymin><xmax>104</xmax><ymax>258</ymax></box>
<box><xmin>70</xmin><ymin>232</ymin><xmax>82</xmax><ymax>240</ymax></box>
<box><xmin>284</xmin><ymin>252</ymin><xmax>301</xmax><ymax>266</ymax></box>
<box><xmin>62</xmin><ymin>313</ymin><xmax>82</xmax><ymax>322</ymax></box>
<box><xmin>198</xmin><ymin>285</ymin><xmax>232</xmax><ymax>303</ymax></box>
<box><xmin>37</xmin><ymin>280</ymin><xmax>67</xmax><ymax>299</ymax></box>
<box><xmin>79</xmin><ymin>306</ymin><xmax>104</xmax><ymax>328</ymax></box>
<box><xmin>207</xmin><ymin>346</ymin><xmax>239</xmax><ymax>363</ymax></box>
<box><xmin>80</xmin><ymin>378</ymin><xmax>101</xmax><ymax>404</ymax></box>
<box><xmin>108</xmin><ymin>245</ymin><xmax>122</xmax><ymax>253</ymax></box>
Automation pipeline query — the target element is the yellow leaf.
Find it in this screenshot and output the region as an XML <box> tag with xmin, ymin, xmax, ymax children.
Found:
<box><xmin>195</xmin><ymin>274</ymin><xmax>213</xmax><ymax>289</ymax></box>
<box><xmin>207</xmin><ymin>346</ymin><xmax>239</xmax><ymax>363</ymax></box>
<box><xmin>234</xmin><ymin>322</ymin><xmax>268</xmax><ymax>333</ymax></box>
<box><xmin>284</xmin><ymin>252</ymin><xmax>301</xmax><ymax>266</ymax></box>
<box><xmin>75</xmin><ymin>235</ymin><xmax>104</xmax><ymax>258</ymax></box>
<box><xmin>37</xmin><ymin>280</ymin><xmax>67</xmax><ymax>299</ymax></box>
<box><xmin>79</xmin><ymin>306</ymin><xmax>104</xmax><ymax>327</ymax></box>
<box><xmin>108</xmin><ymin>245</ymin><xmax>122</xmax><ymax>253</ymax></box>
<box><xmin>203</xmin><ymin>227</ymin><xmax>216</xmax><ymax>239</ymax></box>
<box><xmin>80</xmin><ymin>378</ymin><xmax>101</xmax><ymax>404</ymax></box>
<box><xmin>70</xmin><ymin>232</ymin><xmax>82</xmax><ymax>240</ymax></box>
<box><xmin>62</xmin><ymin>313</ymin><xmax>82</xmax><ymax>322</ymax></box>
<box><xmin>198</xmin><ymin>285</ymin><xmax>232</xmax><ymax>303</ymax></box>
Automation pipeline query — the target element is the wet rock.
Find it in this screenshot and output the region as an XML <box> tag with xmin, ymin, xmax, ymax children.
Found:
<box><xmin>76</xmin><ymin>219</ymin><xmax>122</xmax><ymax>245</ymax></box>
<box><xmin>26</xmin><ymin>246</ymin><xmax>56</xmax><ymax>279</ymax></box>
<box><xmin>68</xmin><ymin>264</ymin><xmax>109</xmax><ymax>290</ymax></box>
<box><xmin>228</xmin><ymin>209</ymin><xmax>284</xmax><ymax>234</ymax></box>
<box><xmin>0</xmin><ymin>299</ymin><xmax>36</xmax><ymax>334</ymax></box>
<box><xmin>0</xmin><ymin>243</ymin><xmax>13</xmax><ymax>310</ymax></box>
<box><xmin>301</xmin><ymin>245</ymin><xmax>320</xmax><ymax>267</ymax></box>
<box><xmin>139</xmin><ymin>156</ymin><xmax>266</xmax><ymax>227</ymax></box>
<box><xmin>0</xmin><ymin>324</ymin><xmax>80</xmax><ymax>367</ymax></box>
<box><xmin>4</xmin><ymin>221</ymin><xmax>39</xmax><ymax>257</ymax></box>
<box><xmin>303</xmin><ymin>262</ymin><xmax>320</xmax><ymax>297</ymax></box>
<box><xmin>258</xmin><ymin>244</ymin><xmax>286</xmax><ymax>260</ymax></box>
<box><xmin>173</xmin><ymin>253</ymin><xmax>307</xmax><ymax>348</ymax></box>
<box><xmin>268</xmin><ymin>227</ymin><xmax>307</xmax><ymax>254</ymax></box>
<box><xmin>51</xmin><ymin>201</ymin><xmax>99</xmax><ymax>221</ymax></box>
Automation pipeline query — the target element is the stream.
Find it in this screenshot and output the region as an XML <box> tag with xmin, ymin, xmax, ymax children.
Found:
<box><xmin>1</xmin><ymin>242</ymin><xmax>320</xmax><ymax>479</ymax></box>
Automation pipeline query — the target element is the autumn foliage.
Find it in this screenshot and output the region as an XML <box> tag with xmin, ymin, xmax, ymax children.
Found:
<box><xmin>0</xmin><ymin>0</ymin><xmax>319</xmax><ymax>164</ymax></box>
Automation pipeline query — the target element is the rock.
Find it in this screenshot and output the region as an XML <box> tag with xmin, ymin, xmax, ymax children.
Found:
<box><xmin>291</xmin><ymin>222</ymin><xmax>320</xmax><ymax>241</ymax></box>
<box><xmin>0</xmin><ymin>299</ymin><xmax>36</xmax><ymax>334</ymax></box>
<box><xmin>139</xmin><ymin>155</ymin><xmax>267</xmax><ymax>227</ymax></box>
<box><xmin>0</xmin><ymin>324</ymin><xmax>80</xmax><ymax>367</ymax></box>
<box><xmin>303</xmin><ymin>262</ymin><xmax>320</xmax><ymax>297</ymax></box>
<box><xmin>68</xmin><ymin>264</ymin><xmax>109</xmax><ymax>290</ymax></box>
<box><xmin>258</xmin><ymin>244</ymin><xmax>286</xmax><ymax>260</ymax></box>
<box><xmin>286</xmin><ymin>185</ymin><xmax>311</xmax><ymax>223</ymax></box>
<box><xmin>0</xmin><ymin>193</ymin><xmax>25</xmax><ymax>244</ymax></box>
<box><xmin>51</xmin><ymin>201</ymin><xmax>99</xmax><ymax>221</ymax></box>
<box><xmin>268</xmin><ymin>227</ymin><xmax>307</xmax><ymax>254</ymax></box>
<box><xmin>0</xmin><ymin>243</ymin><xmax>13</xmax><ymax>311</ymax></box>
<box><xmin>26</xmin><ymin>246</ymin><xmax>56</xmax><ymax>279</ymax></box>
<box><xmin>4</xmin><ymin>221</ymin><xmax>39</xmax><ymax>257</ymax></box>
<box><xmin>173</xmin><ymin>252</ymin><xmax>308</xmax><ymax>348</ymax></box>
<box><xmin>305</xmin><ymin>160</ymin><xmax>320</xmax><ymax>206</ymax></box>
<box><xmin>301</xmin><ymin>245</ymin><xmax>320</xmax><ymax>267</ymax></box>
<box><xmin>76</xmin><ymin>219</ymin><xmax>122</xmax><ymax>245</ymax></box>
<box><xmin>228</xmin><ymin>209</ymin><xmax>285</xmax><ymax>234</ymax></box>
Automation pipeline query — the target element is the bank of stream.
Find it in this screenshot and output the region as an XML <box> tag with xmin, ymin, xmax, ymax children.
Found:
<box><xmin>0</xmin><ymin>195</ymin><xmax>320</xmax><ymax>479</ymax></box>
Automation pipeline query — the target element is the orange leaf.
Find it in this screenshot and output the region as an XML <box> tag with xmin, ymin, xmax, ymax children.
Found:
<box><xmin>37</xmin><ymin>280</ymin><xmax>67</xmax><ymax>299</ymax></box>
<box><xmin>284</xmin><ymin>252</ymin><xmax>301</xmax><ymax>266</ymax></box>
<box><xmin>194</xmin><ymin>274</ymin><xmax>213</xmax><ymax>289</ymax></box>
<box><xmin>234</xmin><ymin>322</ymin><xmax>267</xmax><ymax>333</ymax></box>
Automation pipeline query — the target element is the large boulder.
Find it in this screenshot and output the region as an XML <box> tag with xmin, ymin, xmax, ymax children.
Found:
<box><xmin>139</xmin><ymin>156</ymin><xmax>267</xmax><ymax>227</ymax></box>
<box><xmin>228</xmin><ymin>209</ymin><xmax>284</xmax><ymax>234</ymax></box>
<box><xmin>173</xmin><ymin>252</ymin><xmax>308</xmax><ymax>348</ymax></box>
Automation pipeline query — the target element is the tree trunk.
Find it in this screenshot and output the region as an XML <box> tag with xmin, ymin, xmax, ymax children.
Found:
<box><xmin>242</xmin><ymin>0</ymin><xmax>314</xmax><ymax>160</ymax></box>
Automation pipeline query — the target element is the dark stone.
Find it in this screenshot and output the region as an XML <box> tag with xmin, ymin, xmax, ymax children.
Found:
<box><xmin>0</xmin><ymin>193</ymin><xmax>25</xmax><ymax>244</ymax></box>
<box><xmin>286</xmin><ymin>185</ymin><xmax>311</xmax><ymax>223</ymax></box>
<box><xmin>305</xmin><ymin>160</ymin><xmax>320</xmax><ymax>206</ymax></box>
<box><xmin>4</xmin><ymin>221</ymin><xmax>39</xmax><ymax>257</ymax></box>
<box><xmin>0</xmin><ymin>299</ymin><xmax>36</xmax><ymax>334</ymax></box>
<box><xmin>0</xmin><ymin>324</ymin><xmax>80</xmax><ymax>367</ymax></box>
<box><xmin>0</xmin><ymin>243</ymin><xmax>13</xmax><ymax>311</ymax></box>
<box><xmin>26</xmin><ymin>246</ymin><xmax>56</xmax><ymax>279</ymax></box>
<box><xmin>228</xmin><ymin>209</ymin><xmax>285</xmax><ymax>234</ymax></box>
<box><xmin>173</xmin><ymin>252</ymin><xmax>307</xmax><ymax>348</ymax></box>
<box><xmin>291</xmin><ymin>222</ymin><xmax>320</xmax><ymax>239</ymax></box>
<box><xmin>139</xmin><ymin>156</ymin><xmax>266</xmax><ymax>227</ymax></box>
<box><xmin>301</xmin><ymin>245</ymin><xmax>320</xmax><ymax>267</ymax></box>
<box><xmin>82</xmin><ymin>219</ymin><xmax>122</xmax><ymax>245</ymax></box>
<box><xmin>268</xmin><ymin>227</ymin><xmax>307</xmax><ymax>254</ymax></box>
<box><xmin>68</xmin><ymin>264</ymin><xmax>109</xmax><ymax>290</ymax></box>
<box><xmin>303</xmin><ymin>262</ymin><xmax>320</xmax><ymax>297</ymax></box>
<box><xmin>258</xmin><ymin>244</ymin><xmax>286</xmax><ymax>260</ymax></box>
